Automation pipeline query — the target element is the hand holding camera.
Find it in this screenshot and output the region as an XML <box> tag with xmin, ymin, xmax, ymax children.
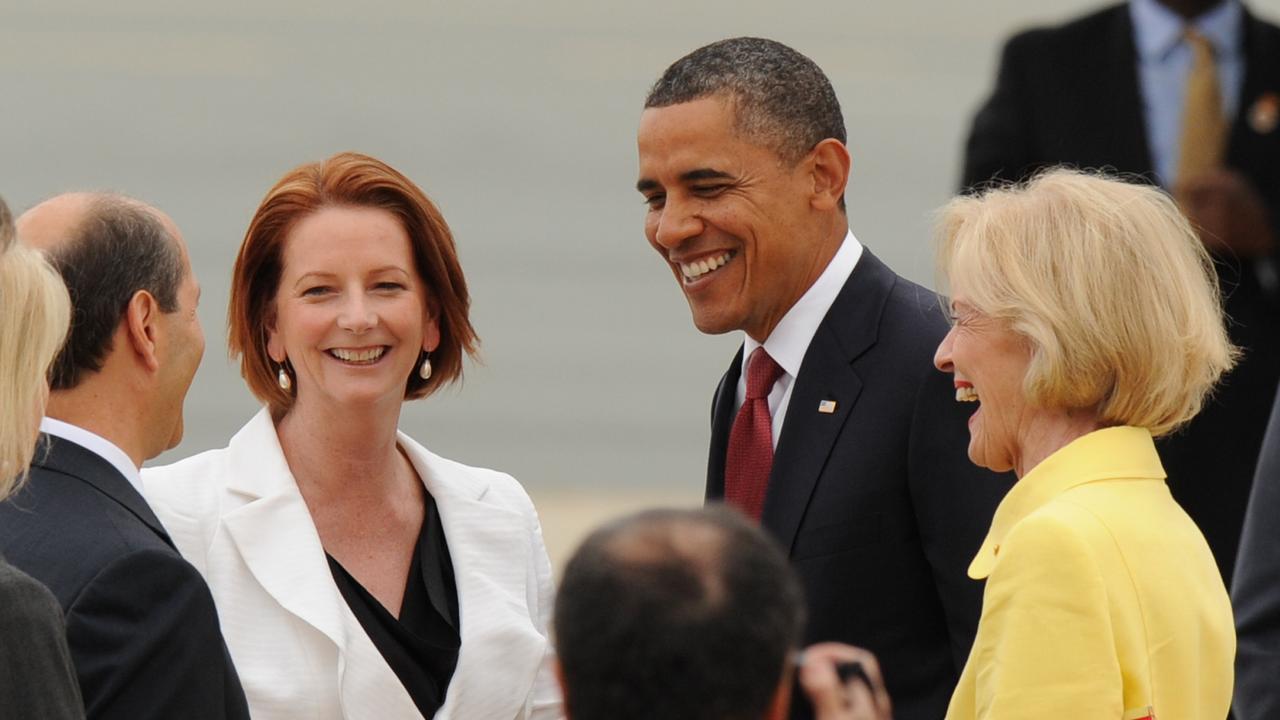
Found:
<box><xmin>797</xmin><ymin>643</ymin><xmax>893</xmax><ymax>720</ymax></box>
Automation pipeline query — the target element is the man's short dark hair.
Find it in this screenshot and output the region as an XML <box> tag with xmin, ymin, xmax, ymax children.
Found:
<box><xmin>645</xmin><ymin>37</ymin><xmax>847</xmax><ymax>165</ymax></box>
<box><xmin>555</xmin><ymin>506</ymin><xmax>805</xmax><ymax>720</ymax></box>
<box><xmin>45</xmin><ymin>195</ymin><xmax>184</xmax><ymax>390</ymax></box>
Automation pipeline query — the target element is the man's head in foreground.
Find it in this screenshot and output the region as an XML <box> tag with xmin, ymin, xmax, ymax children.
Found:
<box><xmin>554</xmin><ymin>506</ymin><xmax>805</xmax><ymax>720</ymax></box>
<box><xmin>19</xmin><ymin>192</ymin><xmax>204</xmax><ymax>464</ymax></box>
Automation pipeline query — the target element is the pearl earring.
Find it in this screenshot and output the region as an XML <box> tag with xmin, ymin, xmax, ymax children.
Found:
<box><xmin>419</xmin><ymin>353</ymin><xmax>432</xmax><ymax>380</ymax></box>
<box><xmin>277</xmin><ymin>365</ymin><xmax>292</xmax><ymax>392</ymax></box>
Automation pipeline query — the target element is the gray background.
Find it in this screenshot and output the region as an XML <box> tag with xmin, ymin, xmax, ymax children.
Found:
<box><xmin>6</xmin><ymin>0</ymin><xmax>1277</xmax><ymax>561</ymax></box>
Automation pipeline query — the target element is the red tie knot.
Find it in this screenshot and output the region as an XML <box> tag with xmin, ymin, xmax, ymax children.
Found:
<box><xmin>745</xmin><ymin>347</ymin><xmax>784</xmax><ymax>400</ymax></box>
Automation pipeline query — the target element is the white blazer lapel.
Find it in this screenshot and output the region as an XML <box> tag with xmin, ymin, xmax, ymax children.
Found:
<box><xmin>221</xmin><ymin>411</ymin><xmax>348</xmax><ymax>651</ymax></box>
<box><xmin>405</xmin><ymin>439</ymin><xmax>548</xmax><ymax>720</ymax></box>
<box><xmin>222</xmin><ymin>492</ymin><xmax>346</xmax><ymax>649</ymax></box>
<box><xmin>221</xmin><ymin>411</ymin><xmax>419</xmax><ymax>719</ymax></box>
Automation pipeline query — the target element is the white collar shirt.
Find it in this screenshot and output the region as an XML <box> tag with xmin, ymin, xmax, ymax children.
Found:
<box><xmin>39</xmin><ymin>417</ymin><xmax>143</xmax><ymax>497</ymax></box>
<box><xmin>736</xmin><ymin>229</ymin><xmax>864</xmax><ymax>448</ymax></box>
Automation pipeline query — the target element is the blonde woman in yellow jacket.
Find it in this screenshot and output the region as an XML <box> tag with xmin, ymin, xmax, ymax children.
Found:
<box><xmin>932</xmin><ymin>170</ymin><xmax>1236</xmax><ymax>720</ymax></box>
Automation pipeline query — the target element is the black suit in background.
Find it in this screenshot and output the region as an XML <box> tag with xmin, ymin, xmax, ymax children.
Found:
<box><xmin>1233</xmin><ymin>386</ymin><xmax>1280</xmax><ymax>719</ymax></box>
<box><xmin>0</xmin><ymin>558</ymin><xmax>84</xmax><ymax>718</ymax></box>
<box><xmin>707</xmin><ymin>251</ymin><xmax>1014</xmax><ymax>720</ymax></box>
<box><xmin>0</xmin><ymin>434</ymin><xmax>249</xmax><ymax>720</ymax></box>
<box><xmin>960</xmin><ymin>4</ymin><xmax>1280</xmax><ymax>587</ymax></box>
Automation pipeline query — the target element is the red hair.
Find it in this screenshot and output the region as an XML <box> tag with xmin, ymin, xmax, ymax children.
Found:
<box><xmin>228</xmin><ymin>152</ymin><xmax>478</xmax><ymax>414</ymax></box>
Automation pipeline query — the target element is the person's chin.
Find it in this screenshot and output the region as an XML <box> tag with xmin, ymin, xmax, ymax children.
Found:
<box><xmin>966</xmin><ymin>436</ymin><xmax>991</xmax><ymax>471</ymax></box>
<box><xmin>688</xmin><ymin>303</ymin><xmax>742</xmax><ymax>337</ymax></box>
<box><xmin>167</xmin><ymin>419</ymin><xmax>184</xmax><ymax>450</ymax></box>
<box><xmin>966</xmin><ymin>448</ymin><xmax>984</xmax><ymax>469</ymax></box>
<box><xmin>969</xmin><ymin>444</ymin><xmax>1014</xmax><ymax>475</ymax></box>
<box><xmin>324</xmin><ymin>385</ymin><xmax>405</xmax><ymax>410</ymax></box>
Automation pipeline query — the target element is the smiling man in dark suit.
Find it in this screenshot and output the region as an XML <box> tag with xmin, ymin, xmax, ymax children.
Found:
<box><xmin>636</xmin><ymin>37</ymin><xmax>1012</xmax><ymax>720</ymax></box>
<box><xmin>961</xmin><ymin>0</ymin><xmax>1280</xmax><ymax>590</ymax></box>
<box><xmin>0</xmin><ymin>193</ymin><xmax>248</xmax><ymax>720</ymax></box>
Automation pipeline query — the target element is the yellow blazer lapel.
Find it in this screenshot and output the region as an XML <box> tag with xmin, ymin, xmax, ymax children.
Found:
<box><xmin>969</xmin><ymin>426</ymin><xmax>1166</xmax><ymax>579</ymax></box>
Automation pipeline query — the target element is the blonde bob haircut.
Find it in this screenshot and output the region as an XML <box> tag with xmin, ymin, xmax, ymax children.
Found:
<box><xmin>935</xmin><ymin>169</ymin><xmax>1236</xmax><ymax>437</ymax></box>
<box><xmin>0</xmin><ymin>196</ymin><xmax>71</xmax><ymax>495</ymax></box>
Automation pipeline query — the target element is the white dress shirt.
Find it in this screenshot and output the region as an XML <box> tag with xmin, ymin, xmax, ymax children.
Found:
<box><xmin>736</xmin><ymin>229</ymin><xmax>864</xmax><ymax>447</ymax></box>
<box><xmin>40</xmin><ymin>417</ymin><xmax>142</xmax><ymax>495</ymax></box>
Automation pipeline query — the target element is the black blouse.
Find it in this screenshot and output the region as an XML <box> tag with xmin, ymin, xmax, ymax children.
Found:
<box><xmin>326</xmin><ymin>494</ymin><xmax>461</xmax><ymax>718</ymax></box>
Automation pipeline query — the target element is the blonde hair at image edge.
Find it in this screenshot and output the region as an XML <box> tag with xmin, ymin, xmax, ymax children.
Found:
<box><xmin>0</xmin><ymin>197</ymin><xmax>71</xmax><ymax>496</ymax></box>
<box><xmin>935</xmin><ymin>168</ymin><xmax>1237</xmax><ymax>437</ymax></box>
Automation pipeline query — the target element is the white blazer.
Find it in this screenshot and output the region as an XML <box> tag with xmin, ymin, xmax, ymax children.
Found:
<box><xmin>143</xmin><ymin>409</ymin><xmax>563</xmax><ymax>720</ymax></box>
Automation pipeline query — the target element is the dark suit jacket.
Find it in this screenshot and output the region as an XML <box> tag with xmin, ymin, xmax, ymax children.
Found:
<box><xmin>707</xmin><ymin>251</ymin><xmax>1014</xmax><ymax>720</ymax></box>
<box><xmin>1233</xmin><ymin>385</ymin><xmax>1280</xmax><ymax>719</ymax></box>
<box><xmin>0</xmin><ymin>557</ymin><xmax>84</xmax><ymax>718</ymax></box>
<box><xmin>0</xmin><ymin>434</ymin><xmax>249</xmax><ymax>720</ymax></box>
<box><xmin>960</xmin><ymin>3</ymin><xmax>1280</xmax><ymax>587</ymax></box>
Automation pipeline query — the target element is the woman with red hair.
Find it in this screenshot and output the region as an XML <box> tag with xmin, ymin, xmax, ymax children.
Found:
<box><xmin>145</xmin><ymin>153</ymin><xmax>561</xmax><ymax>719</ymax></box>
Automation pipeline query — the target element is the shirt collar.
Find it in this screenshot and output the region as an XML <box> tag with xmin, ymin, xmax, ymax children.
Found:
<box><xmin>1130</xmin><ymin>0</ymin><xmax>1242</xmax><ymax>61</ymax></box>
<box><xmin>743</xmin><ymin>229</ymin><xmax>864</xmax><ymax>378</ymax></box>
<box><xmin>967</xmin><ymin>426</ymin><xmax>1166</xmax><ymax>579</ymax></box>
<box><xmin>39</xmin><ymin>417</ymin><xmax>143</xmax><ymax>496</ymax></box>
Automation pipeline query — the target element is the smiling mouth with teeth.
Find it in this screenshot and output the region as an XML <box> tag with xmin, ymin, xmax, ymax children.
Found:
<box><xmin>679</xmin><ymin>251</ymin><xmax>734</xmax><ymax>283</ymax></box>
<box><xmin>955</xmin><ymin>382</ymin><xmax>979</xmax><ymax>402</ymax></box>
<box><xmin>329</xmin><ymin>347</ymin><xmax>387</xmax><ymax>364</ymax></box>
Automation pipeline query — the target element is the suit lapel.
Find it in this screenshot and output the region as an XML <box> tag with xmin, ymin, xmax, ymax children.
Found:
<box><xmin>1104</xmin><ymin>7</ymin><xmax>1155</xmax><ymax>177</ymax></box>
<box><xmin>706</xmin><ymin>347</ymin><xmax>744</xmax><ymax>500</ymax></box>
<box><xmin>759</xmin><ymin>252</ymin><xmax>890</xmax><ymax>554</ymax></box>
<box><xmin>1228</xmin><ymin>10</ymin><xmax>1280</xmax><ymax>168</ymax></box>
<box><xmin>33</xmin><ymin>434</ymin><xmax>174</xmax><ymax>548</ymax></box>
<box><xmin>403</xmin><ymin>439</ymin><xmax>545</xmax><ymax>720</ymax></box>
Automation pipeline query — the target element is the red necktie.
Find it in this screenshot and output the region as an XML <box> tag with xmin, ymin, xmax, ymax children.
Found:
<box><xmin>725</xmin><ymin>347</ymin><xmax>784</xmax><ymax>521</ymax></box>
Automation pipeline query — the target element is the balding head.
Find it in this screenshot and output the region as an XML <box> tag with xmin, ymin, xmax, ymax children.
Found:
<box><xmin>555</xmin><ymin>507</ymin><xmax>805</xmax><ymax>720</ymax></box>
<box><xmin>19</xmin><ymin>192</ymin><xmax>183</xmax><ymax>254</ymax></box>
<box><xmin>21</xmin><ymin>193</ymin><xmax>186</xmax><ymax>390</ymax></box>
<box><xmin>16</xmin><ymin>192</ymin><xmax>97</xmax><ymax>255</ymax></box>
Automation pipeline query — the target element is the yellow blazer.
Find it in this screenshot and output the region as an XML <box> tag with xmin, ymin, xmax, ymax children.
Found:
<box><xmin>946</xmin><ymin>427</ymin><xmax>1233</xmax><ymax>720</ymax></box>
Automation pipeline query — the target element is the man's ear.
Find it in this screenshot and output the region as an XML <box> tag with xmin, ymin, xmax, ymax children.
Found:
<box><xmin>124</xmin><ymin>290</ymin><xmax>162</xmax><ymax>372</ymax></box>
<box><xmin>808</xmin><ymin>138</ymin><xmax>851</xmax><ymax>212</ymax></box>
<box><xmin>765</xmin><ymin>670</ymin><xmax>794</xmax><ymax>720</ymax></box>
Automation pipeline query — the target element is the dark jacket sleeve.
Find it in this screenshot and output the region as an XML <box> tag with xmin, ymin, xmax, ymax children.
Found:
<box><xmin>907</xmin><ymin>365</ymin><xmax>1013</xmax><ymax>672</ymax></box>
<box><xmin>63</xmin><ymin>548</ymin><xmax>246</xmax><ymax>720</ymax></box>
<box><xmin>1233</xmin><ymin>387</ymin><xmax>1280</xmax><ymax>720</ymax></box>
<box><xmin>0</xmin><ymin>565</ymin><xmax>85</xmax><ymax>719</ymax></box>
<box><xmin>961</xmin><ymin>32</ymin><xmax>1038</xmax><ymax>192</ymax></box>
